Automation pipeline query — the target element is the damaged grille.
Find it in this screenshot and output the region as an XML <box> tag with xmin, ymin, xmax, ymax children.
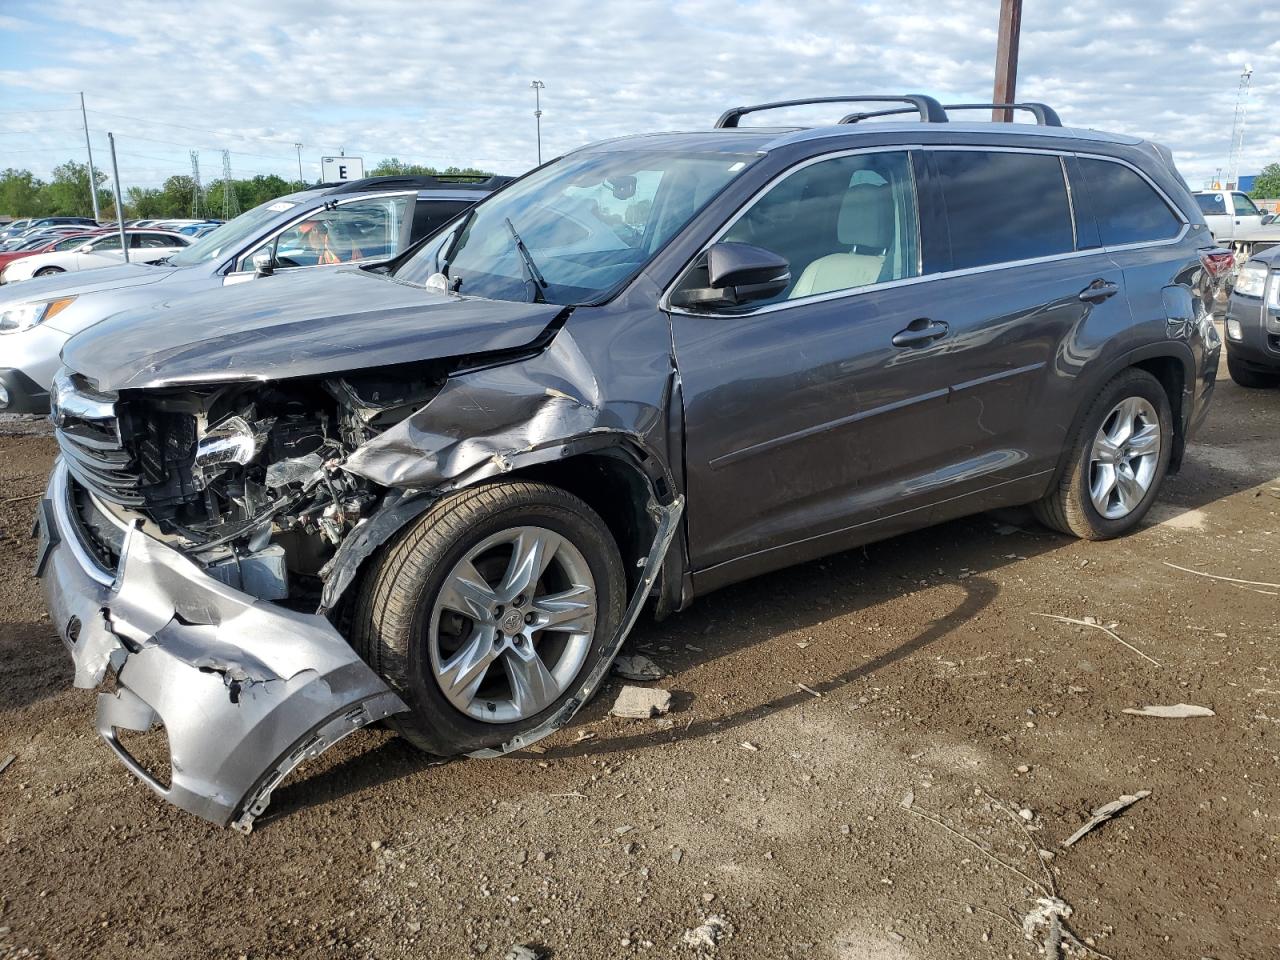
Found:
<box><xmin>52</xmin><ymin>371</ymin><xmax>199</xmax><ymax>514</ymax></box>
<box><xmin>53</xmin><ymin>373</ymin><xmax>145</xmax><ymax>507</ymax></box>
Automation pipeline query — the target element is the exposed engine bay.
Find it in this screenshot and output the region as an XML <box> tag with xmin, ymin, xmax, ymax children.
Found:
<box><xmin>57</xmin><ymin>367</ymin><xmax>445</xmax><ymax>607</ymax></box>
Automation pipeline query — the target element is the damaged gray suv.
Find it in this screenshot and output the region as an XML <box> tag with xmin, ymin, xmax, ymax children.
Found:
<box><xmin>37</xmin><ymin>95</ymin><xmax>1222</xmax><ymax>830</ymax></box>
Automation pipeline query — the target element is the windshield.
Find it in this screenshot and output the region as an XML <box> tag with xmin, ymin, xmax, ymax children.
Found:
<box><xmin>393</xmin><ymin>149</ymin><xmax>759</xmax><ymax>304</ymax></box>
<box><xmin>167</xmin><ymin>193</ymin><xmax>314</xmax><ymax>267</ymax></box>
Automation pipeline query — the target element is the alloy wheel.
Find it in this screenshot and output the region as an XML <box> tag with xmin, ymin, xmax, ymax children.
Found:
<box><xmin>427</xmin><ymin>525</ymin><xmax>596</xmax><ymax>723</ymax></box>
<box><xmin>1088</xmin><ymin>396</ymin><xmax>1161</xmax><ymax>520</ymax></box>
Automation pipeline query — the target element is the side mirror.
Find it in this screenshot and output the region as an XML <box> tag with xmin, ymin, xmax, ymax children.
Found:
<box><xmin>252</xmin><ymin>250</ymin><xmax>275</xmax><ymax>277</ymax></box>
<box><xmin>1263</xmin><ymin>213</ymin><xmax>1276</xmax><ymax>226</ymax></box>
<box><xmin>670</xmin><ymin>241</ymin><xmax>790</xmax><ymax>310</ymax></box>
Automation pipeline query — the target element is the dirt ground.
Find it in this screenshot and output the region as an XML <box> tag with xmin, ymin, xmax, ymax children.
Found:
<box><xmin>2</xmin><ymin>349</ymin><xmax>1278</xmax><ymax>960</ymax></box>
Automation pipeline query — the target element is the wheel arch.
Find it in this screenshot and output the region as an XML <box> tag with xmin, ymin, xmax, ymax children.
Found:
<box><xmin>322</xmin><ymin>433</ymin><xmax>685</xmax><ymax>622</ymax></box>
<box><xmin>1048</xmin><ymin>341</ymin><xmax>1194</xmax><ymax>490</ymax></box>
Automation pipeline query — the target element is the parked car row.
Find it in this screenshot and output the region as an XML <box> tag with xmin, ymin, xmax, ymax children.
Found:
<box><xmin>13</xmin><ymin>100</ymin><xmax>1230</xmax><ymax>834</ymax></box>
<box><xmin>0</xmin><ymin>173</ymin><xmax>510</xmax><ymax>411</ymax></box>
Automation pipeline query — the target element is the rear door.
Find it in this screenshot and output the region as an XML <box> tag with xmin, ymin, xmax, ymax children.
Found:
<box><xmin>910</xmin><ymin>148</ymin><xmax>1135</xmax><ymax>505</ymax></box>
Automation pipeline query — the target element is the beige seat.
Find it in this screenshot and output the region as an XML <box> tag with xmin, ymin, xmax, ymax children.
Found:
<box><xmin>789</xmin><ymin>182</ymin><xmax>893</xmax><ymax>298</ymax></box>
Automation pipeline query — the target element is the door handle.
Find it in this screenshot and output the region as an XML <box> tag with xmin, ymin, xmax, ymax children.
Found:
<box><xmin>891</xmin><ymin>318</ymin><xmax>950</xmax><ymax>348</ymax></box>
<box><xmin>1078</xmin><ymin>279</ymin><xmax>1119</xmax><ymax>304</ymax></box>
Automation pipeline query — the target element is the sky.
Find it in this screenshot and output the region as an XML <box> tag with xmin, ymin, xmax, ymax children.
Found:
<box><xmin>0</xmin><ymin>0</ymin><xmax>1277</xmax><ymax>195</ymax></box>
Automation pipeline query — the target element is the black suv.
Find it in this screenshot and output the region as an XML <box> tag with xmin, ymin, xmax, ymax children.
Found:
<box><xmin>1224</xmin><ymin>247</ymin><xmax>1280</xmax><ymax>386</ymax></box>
<box><xmin>37</xmin><ymin>95</ymin><xmax>1221</xmax><ymax>830</ymax></box>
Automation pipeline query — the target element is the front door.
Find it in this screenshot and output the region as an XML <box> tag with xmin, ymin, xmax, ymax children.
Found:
<box><xmin>670</xmin><ymin>148</ymin><xmax>1021</xmax><ymax>579</ymax></box>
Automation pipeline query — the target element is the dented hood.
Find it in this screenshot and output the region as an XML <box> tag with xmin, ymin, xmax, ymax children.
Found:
<box><xmin>60</xmin><ymin>267</ymin><xmax>564</xmax><ymax>391</ymax></box>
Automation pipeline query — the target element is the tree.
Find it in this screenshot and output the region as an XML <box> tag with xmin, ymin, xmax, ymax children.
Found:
<box><xmin>127</xmin><ymin>186</ymin><xmax>168</xmax><ymax>219</ymax></box>
<box><xmin>370</xmin><ymin>158</ymin><xmax>493</xmax><ymax>178</ymax></box>
<box><xmin>0</xmin><ymin>168</ymin><xmax>49</xmax><ymax>217</ymax></box>
<box><xmin>1251</xmin><ymin>163</ymin><xmax>1280</xmax><ymax>200</ymax></box>
<box><xmin>44</xmin><ymin>161</ymin><xmax>108</xmax><ymax>217</ymax></box>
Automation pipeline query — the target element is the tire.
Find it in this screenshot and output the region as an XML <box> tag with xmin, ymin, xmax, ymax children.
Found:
<box><xmin>34</xmin><ymin>266</ymin><xmax>65</xmax><ymax>277</ymax></box>
<box><xmin>1226</xmin><ymin>350</ymin><xmax>1280</xmax><ymax>389</ymax></box>
<box><xmin>351</xmin><ymin>480</ymin><xmax>626</xmax><ymax>755</ymax></box>
<box><xmin>1032</xmin><ymin>368</ymin><xmax>1173</xmax><ymax>540</ymax></box>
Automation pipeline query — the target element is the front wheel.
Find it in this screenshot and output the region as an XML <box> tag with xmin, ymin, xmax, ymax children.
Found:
<box><xmin>34</xmin><ymin>266</ymin><xmax>65</xmax><ymax>277</ymax></box>
<box><xmin>351</xmin><ymin>481</ymin><xmax>626</xmax><ymax>756</ymax></box>
<box><xmin>1033</xmin><ymin>369</ymin><xmax>1172</xmax><ymax>540</ymax></box>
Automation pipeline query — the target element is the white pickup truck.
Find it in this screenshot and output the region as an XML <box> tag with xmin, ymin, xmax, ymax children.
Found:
<box><xmin>1193</xmin><ymin>190</ymin><xmax>1280</xmax><ymax>286</ymax></box>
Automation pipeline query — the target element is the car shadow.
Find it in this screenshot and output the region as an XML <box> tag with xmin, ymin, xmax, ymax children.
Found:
<box><xmin>271</xmin><ymin>512</ymin><xmax>1029</xmax><ymax>822</ymax></box>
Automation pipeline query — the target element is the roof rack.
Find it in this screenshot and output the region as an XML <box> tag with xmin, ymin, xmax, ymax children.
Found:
<box><xmin>839</xmin><ymin>102</ymin><xmax>1062</xmax><ymax>127</ymax></box>
<box><xmin>324</xmin><ymin>174</ymin><xmax>515</xmax><ymax>194</ymax></box>
<box><xmin>715</xmin><ymin>95</ymin><xmax>948</xmax><ymax>129</ymax></box>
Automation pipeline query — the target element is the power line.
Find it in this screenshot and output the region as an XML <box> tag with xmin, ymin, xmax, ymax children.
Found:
<box><xmin>0</xmin><ymin>107</ymin><xmax>82</xmax><ymax>115</ymax></box>
<box><xmin>87</xmin><ymin>109</ymin><xmax>301</xmax><ymax>147</ymax></box>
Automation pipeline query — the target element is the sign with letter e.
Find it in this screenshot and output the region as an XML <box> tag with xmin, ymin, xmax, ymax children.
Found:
<box><xmin>321</xmin><ymin>157</ymin><xmax>365</xmax><ymax>182</ymax></box>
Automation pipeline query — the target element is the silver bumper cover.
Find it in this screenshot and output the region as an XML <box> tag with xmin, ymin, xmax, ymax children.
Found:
<box><xmin>36</xmin><ymin>460</ymin><xmax>406</xmax><ymax>831</ymax></box>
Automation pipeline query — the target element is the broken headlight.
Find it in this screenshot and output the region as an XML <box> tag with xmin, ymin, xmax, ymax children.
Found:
<box><xmin>193</xmin><ymin>414</ymin><xmax>273</xmax><ymax>490</ymax></box>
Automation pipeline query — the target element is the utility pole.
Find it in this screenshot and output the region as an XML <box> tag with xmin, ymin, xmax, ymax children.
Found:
<box><xmin>294</xmin><ymin>142</ymin><xmax>304</xmax><ymax>186</ymax></box>
<box><xmin>530</xmin><ymin>80</ymin><xmax>545</xmax><ymax>165</ymax></box>
<box><xmin>992</xmin><ymin>0</ymin><xmax>1022</xmax><ymax>122</ymax></box>
<box><xmin>79</xmin><ymin>92</ymin><xmax>102</xmax><ymax>222</ymax></box>
<box><xmin>107</xmin><ymin>133</ymin><xmax>129</xmax><ymax>262</ymax></box>
<box><xmin>1226</xmin><ymin>65</ymin><xmax>1253</xmax><ymax>190</ymax></box>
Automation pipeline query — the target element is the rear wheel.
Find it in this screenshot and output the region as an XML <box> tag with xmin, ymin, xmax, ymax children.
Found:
<box><xmin>1226</xmin><ymin>350</ymin><xmax>1280</xmax><ymax>389</ymax></box>
<box><xmin>351</xmin><ymin>481</ymin><xmax>626</xmax><ymax>755</ymax></box>
<box><xmin>1033</xmin><ymin>369</ymin><xmax>1172</xmax><ymax>540</ymax></box>
<box><xmin>34</xmin><ymin>266</ymin><xmax>65</xmax><ymax>277</ymax></box>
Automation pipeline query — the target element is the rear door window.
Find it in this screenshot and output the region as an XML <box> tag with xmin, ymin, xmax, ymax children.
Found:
<box><xmin>932</xmin><ymin>150</ymin><xmax>1075</xmax><ymax>270</ymax></box>
<box><xmin>1077</xmin><ymin>158</ymin><xmax>1182</xmax><ymax>246</ymax></box>
<box><xmin>1195</xmin><ymin>194</ymin><xmax>1227</xmax><ymax>216</ymax></box>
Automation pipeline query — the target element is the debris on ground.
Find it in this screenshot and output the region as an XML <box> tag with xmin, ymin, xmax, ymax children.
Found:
<box><xmin>1021</xmin><ymin>896</ymin><xmax>1071</xmax><ymax>960</ymax></box>
<box><xmin>797</xmin><ymin>683</ymin><xmax>823</xmax><ymax>698</ymax></box>
<box><xmin>682</xmin><ymin>916</ymin><xmax>732</xmax><ymax>951</ymax></box>
<box><xmin>611</xmin><ymin>685</ymin><xmax>673</xmax><ymax>719</ymax></box>
<box><xmin>1122</xmin><ymin>703</ymin><xmax>1215</xmax><ymax>718</ymax></box>
<box><xmin>740</xmin><ymin>741</ymin><xmax>759</xmax><ymax>752</ymax></box>
<box><xmin>1062</xmin><ymin>790</ymin><xmax>1152</xmax><ymax>848</ymax></box>
<box><xmin>0</xmin><ymin>755</ymin><xmax>14</xmax><ymax>778</ymax></box>
<box><xmin>1032</xmin><ymin>613</ymin><xmax>1161</xmax><ymax>667</ymax></box>
<box><xmin>504</xmin><ymin>945</ymin><xmax>542</xmax><ymax>960</ymax></box>
<box><xmin>1162</xmin><ymin>560</ymin><xmax>1280</xmax><ymax>591</ymax></box>
<box><xmin>612</xmin><ymin>654</ymin><xmax>665</xmax><ymax>681</ymax></box>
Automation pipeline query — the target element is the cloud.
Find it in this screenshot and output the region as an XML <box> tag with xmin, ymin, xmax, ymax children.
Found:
<box><xmin>0</xmin><ymin>0</ymin><xmax>1276</xmax><ymax>190</ymax></box>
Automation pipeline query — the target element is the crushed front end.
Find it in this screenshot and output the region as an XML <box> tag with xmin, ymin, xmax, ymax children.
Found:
<box><xmin>36</xmin><ymin>369</ymin><xmax>425</xmax><ymax>830</ymax></box>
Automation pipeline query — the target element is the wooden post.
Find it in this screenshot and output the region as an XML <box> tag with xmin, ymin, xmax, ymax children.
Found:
<box><xmin>993</xmin><ymin>0</ymin><xmax>1022</xmax><ymax>122</ymax></box>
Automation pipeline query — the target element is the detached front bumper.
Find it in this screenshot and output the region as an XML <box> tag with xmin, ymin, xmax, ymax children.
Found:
<box><xmin>36</xmin><ymin>460</ymin><xmax>406</xmax><ymax>831</ymax></box>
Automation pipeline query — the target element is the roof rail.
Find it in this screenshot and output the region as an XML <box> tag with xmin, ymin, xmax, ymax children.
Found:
<box><xmin>715</xmin><ymin>95</ymin><xmax>948</xmax><ymax>129</ymax></box>
<box><xmin>324</xmin><ymin>174</ymin><xmax>515</xmax><ymax>194</ymax></box>
<box><xmin>839</xmin><ymin>101</ymin><xmax>1062</xmax><ymax>127</ymax></box>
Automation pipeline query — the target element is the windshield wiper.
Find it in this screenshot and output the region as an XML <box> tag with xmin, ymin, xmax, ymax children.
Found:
<box><xmin>505</xmin><ymin>218</ymin><xmax>548</xmax><ymax>304</ymax></box>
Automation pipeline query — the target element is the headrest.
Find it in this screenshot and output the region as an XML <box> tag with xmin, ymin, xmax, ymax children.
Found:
<box><xmin>837</xmin><ymin>182</ymin><xmax>892</xmax><ymax>250</ymax></box>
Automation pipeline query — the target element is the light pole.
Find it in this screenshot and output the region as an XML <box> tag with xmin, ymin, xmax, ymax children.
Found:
<box><xmin>294</xmin><ymin>142</ymin><xmax>304</xmax><ymax>186</ymax></box>
<box><xmin>79</xmin><ymin>92</ymin><xmax>102</xmax><ymax>222</ymax></box>
<box><xmin>530</xmin><ymin>80</ymin><xmax>545</xmax><ymax>165</ymax></box>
